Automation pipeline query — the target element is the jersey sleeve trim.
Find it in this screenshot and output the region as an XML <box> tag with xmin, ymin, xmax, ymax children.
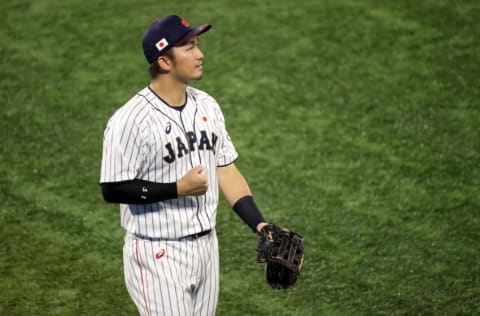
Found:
<box><xmin>216</xmin><ymin>156</ymin><xmax>239</xmax><ymax>168</ymax></box>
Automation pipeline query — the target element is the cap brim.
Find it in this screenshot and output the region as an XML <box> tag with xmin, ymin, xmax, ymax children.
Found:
<box><xmin>175</xmin><ymin>24</ymin><xmax>212</xmax><ymax>45</ymax></box>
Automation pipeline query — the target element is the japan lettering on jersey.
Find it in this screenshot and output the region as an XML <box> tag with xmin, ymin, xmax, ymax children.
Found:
<box><xmin>100</xmin><ymin>86</ymin><xmax>238</xmax><ymax>239</ymax></box>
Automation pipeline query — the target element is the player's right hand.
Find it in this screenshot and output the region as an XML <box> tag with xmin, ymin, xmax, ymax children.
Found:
<box><xmin>177</xmin><ymin>165</ymin><xmax>209</xmax><ymax>196</ymax></box>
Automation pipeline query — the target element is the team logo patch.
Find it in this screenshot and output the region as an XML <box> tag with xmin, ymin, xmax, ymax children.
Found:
<box><xmin>155</xmin><ymin>249</ymin><xmax>165</xmax><ymax>260</ymax></box>
<box><xmin>180</xmin><ymin>16</ymin><xmax>189</xmax><ymax>27</ymax></box>
<box><xmin>155</xmin><ymin>38</ymin><xmax>169</xmax><ymax>52</ymax></box>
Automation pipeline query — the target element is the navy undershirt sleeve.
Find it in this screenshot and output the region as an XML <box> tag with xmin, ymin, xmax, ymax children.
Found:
<box><xmin>101</xmin><ymin>179</ymin><xmax>178</xmax><ymax>204</ymax></box>
<box><xmin>232</xmin><ymin>195</ymin><xmax>266</xmax><ymax>232</ymax></box>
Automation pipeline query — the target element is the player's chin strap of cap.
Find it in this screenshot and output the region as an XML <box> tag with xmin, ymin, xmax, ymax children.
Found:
<box><xmin>133</xmin><ymin>229</ymin><xmax>212</xmax><ymax>242</ymax></box>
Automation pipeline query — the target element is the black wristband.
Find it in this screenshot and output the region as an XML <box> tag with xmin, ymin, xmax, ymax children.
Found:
<box><xmin>232</xmin><ymin>195</ymin><xmax>265</xmax><ymax>232</ymax></box>
<box><xmin>101</xmin><ymin>179</ymin><xmax>178</xmax><ymax>204</ymax></box>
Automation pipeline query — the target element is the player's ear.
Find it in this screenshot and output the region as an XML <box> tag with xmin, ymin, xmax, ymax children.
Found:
<box><xmin>157</xmin><ymin>55</ymin><xmax>172</xmax><ymax>72</ymax></box>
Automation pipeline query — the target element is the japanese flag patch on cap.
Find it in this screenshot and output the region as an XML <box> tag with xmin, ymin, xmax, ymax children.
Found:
<box><xmin>155</xmin><ymin>38</ymin><xmax>169</xmax><ymax>52</ymax></box>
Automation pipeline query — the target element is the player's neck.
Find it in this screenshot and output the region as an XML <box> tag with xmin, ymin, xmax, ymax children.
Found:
<box><xmin>150</xmin><ymin>76</ymin><xmax>187</xmax><ymax>107</ymax></box>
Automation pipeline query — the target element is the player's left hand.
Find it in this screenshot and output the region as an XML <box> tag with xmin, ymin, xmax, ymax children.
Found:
<box><xmin>256</xmin><ymin>223</ymin><xmax>304</xmax><ymax>289</ymax></box>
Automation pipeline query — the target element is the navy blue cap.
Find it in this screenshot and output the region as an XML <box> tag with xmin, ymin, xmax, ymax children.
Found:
<box><xmin>142</xmin><ymin>15</ymin><xmax>212</xmax><ymax>64</ymax></box>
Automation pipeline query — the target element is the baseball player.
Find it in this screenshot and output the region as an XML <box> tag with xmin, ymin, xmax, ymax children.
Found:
<box><xmin>100</xmin><ymin>15</ymin><xmax>269</xmax><ymax>316</ymax></box>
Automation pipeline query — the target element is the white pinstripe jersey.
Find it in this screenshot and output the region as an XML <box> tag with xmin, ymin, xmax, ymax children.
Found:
<box><xmin>100</xmin><ymin>86</ymin><xmax>238</xmax><ymax>239</ymax></box>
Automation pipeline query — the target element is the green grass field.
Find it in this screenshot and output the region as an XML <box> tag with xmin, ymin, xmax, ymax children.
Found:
<box><xmin>1</xmin><ymin>0</ymin><xmax>479</xmax><ymax>315</ymax></box>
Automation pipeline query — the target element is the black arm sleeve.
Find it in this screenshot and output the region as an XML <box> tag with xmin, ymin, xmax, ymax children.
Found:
<box><xmin>232</xmin><ymin>195</ymin><xmax>266</xmax><ymax>233</ymax></box>
<box><xmin>101</xmin><ymin>179</ymin><xmax>178</xmax><ymax>204</ymax></box>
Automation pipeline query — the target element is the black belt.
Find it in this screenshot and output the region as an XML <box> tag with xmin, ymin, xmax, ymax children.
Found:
<box><xmin>133</xmin><ymin>229</ymin><xmax>212</xmax><ymax>241</ymax></box>
<box><xmin>187</xmin><ymin>229</ymin><xmax>212</xmax><ymax>239</ymax></box>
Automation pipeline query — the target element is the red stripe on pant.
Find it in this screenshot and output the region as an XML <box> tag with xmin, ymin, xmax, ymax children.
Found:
<box><xmin>135</xmin><ymin>240</ymin><xmax>151</xmax><ymax>316</ymax></box>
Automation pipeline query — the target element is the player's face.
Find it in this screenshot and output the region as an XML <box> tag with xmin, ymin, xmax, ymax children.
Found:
<box><xmin>169</xmin><ymin>37</ymin><xmax>204</xmax><ymax>83</ymax></box>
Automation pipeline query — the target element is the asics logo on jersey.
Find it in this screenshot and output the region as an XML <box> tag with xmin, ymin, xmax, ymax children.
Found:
<box><xmin>165</xmin><ymin>122</ymin><xmax>172</xmax><ymax>134</ymax></box>
<box><xmin>163</xmin><ymin>130</ymin><xmax>218</xmax><ymax>163</ymax></box>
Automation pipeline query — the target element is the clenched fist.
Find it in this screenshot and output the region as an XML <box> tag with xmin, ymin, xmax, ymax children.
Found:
<box><xmin>177</xmin><ymin>165</ymin><xmax>209</xmax><ymax>196</ymax></box>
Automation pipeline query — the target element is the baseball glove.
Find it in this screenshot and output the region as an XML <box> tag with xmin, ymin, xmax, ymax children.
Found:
<box><xmin>257</xmin><ymin>224</ymin><xmax>304</xmax><ymax>289</ymax></box>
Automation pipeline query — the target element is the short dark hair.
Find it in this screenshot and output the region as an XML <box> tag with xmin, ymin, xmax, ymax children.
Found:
<box><xmin>148</xmin><ymin>48</ymin><xmax>175</xmax><ymax>78</ymax></box>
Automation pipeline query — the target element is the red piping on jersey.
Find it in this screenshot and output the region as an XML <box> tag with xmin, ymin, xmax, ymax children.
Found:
<box><xmin>135</xmin><ymin>240</ymin><xmax>152</xmax><ymax>316</ymax></box>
